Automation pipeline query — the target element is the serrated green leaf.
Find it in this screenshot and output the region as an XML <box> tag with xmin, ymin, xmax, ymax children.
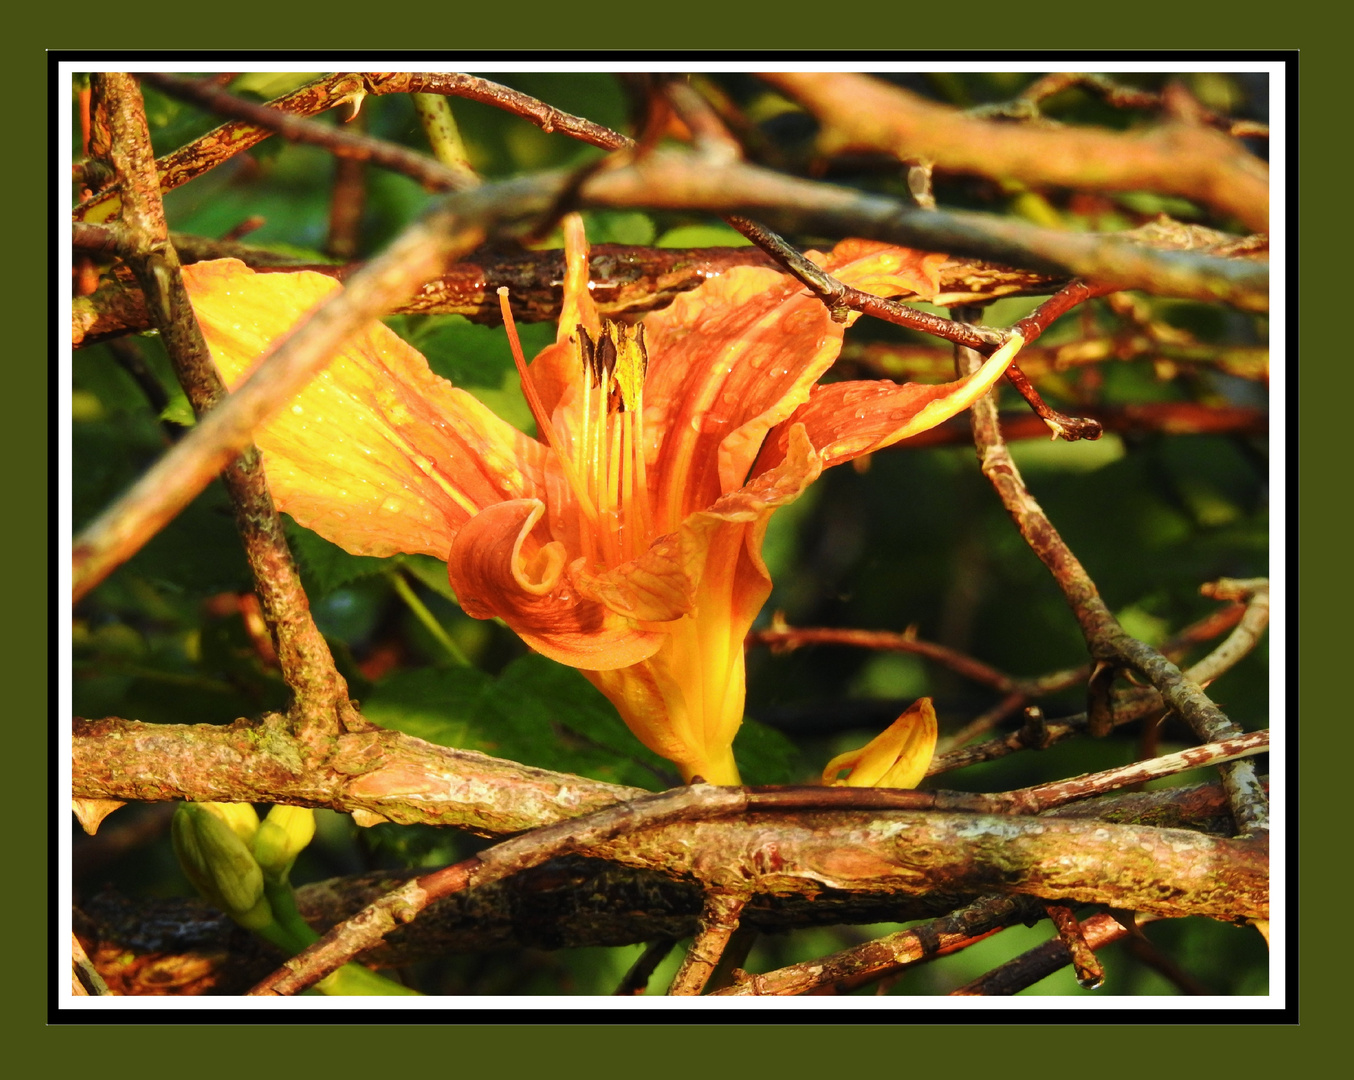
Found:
<box><xmin>284</xmin><ymin>518</ymin><xmax>391</xmax><ymax>596</ymax></box>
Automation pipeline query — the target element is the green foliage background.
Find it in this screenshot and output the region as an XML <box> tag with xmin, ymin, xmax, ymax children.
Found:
<box><xmin>71</xmin><ymin>71</ymin><xmax>1270</xmax><ymax>997</ymax></box>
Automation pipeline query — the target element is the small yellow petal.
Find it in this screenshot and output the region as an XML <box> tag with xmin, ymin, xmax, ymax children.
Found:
<box><xmin>823</xmin><ymin>698</ymin><xmax>938</xmax><ymax>788</ymax></box>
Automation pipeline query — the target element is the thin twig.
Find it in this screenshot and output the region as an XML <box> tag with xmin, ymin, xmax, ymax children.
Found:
<box><xmin>996</xmin><ymin>72</ymin><xmax>1269</xmax><ymax>142</ymax></box>
<box><xmin>1192</xmin><ymin>579</ymin><xmax>1270</xmax><ymax>686</ymax></box>
<box><xmin>140</xmin><ymin>73</ymin><xmax>473</xmax><ymax>193</ymax></box>
<box><xmin>714</xmin><ymin>893</ymin><xmax>1042</xmax><ymax>996</ymax></box>
<box><xmin>765</xmin><ymin>72</ymin><xmax>1268</xmax><ymax>232</ymax></box>
<box><xmin>727</xmin><ymin>214</ymin><xmax>1007</xmax><ymax>347</ymax></box>
<box><xmin>667</xmin><ymin>889</ymin><xmax>750</xmax><ymax>995</ymax></box>
<box><xmin>1043</xmin><ymin>903</ymin><xmax>1105</xmax><ymax>989</ymax></box>
<box><xmin>614</xmin><ymin>938</ymin><xmax>679</xmax><ymax>996</ymax></box>
<box><xmin>957</xmin><ymin>317</ymin><xmax>1269</xmax><ymax>835</ymax></box>
<box><xmin>326</xmin><ymin>106</ymin><xmax>368</xmax><ymax>261</ymax></box>
<box><xmin>950</xmin><ymin>911</ymin><xmax>1131</xmax><ymax>995</ymax></box>
<box><xmin>749</xmin><ymin>623</ymin><xmax>1024</xmax><ymax>694</ymax></box>
<box><xmin>411</xmin><ymin>93</ymin><xmax>480</xmax><ymax>184</ymax></box>
<box><xmin>75</xmin><ymin>73</ymin><xmax>376</xmax><ymax>222</ymax></box>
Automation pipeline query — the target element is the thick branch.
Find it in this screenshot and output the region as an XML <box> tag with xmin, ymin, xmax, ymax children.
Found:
<box><xmin>73</xmin><ymin>242</ymin><xmax>1070</xmax><ymax>347</ymax></box>
<box><xmin>74</xmin><ymin>776</ymin><xmax>1258</xmax><ymax>987</ymax></box>
<box><xmin>72</xmin><ymin>715</ymin><xmax>1268</xmax><ymax>943</ymax></box>
<box><xmin>764</xmin><ymin>72</ymin><xmax>1269</xmax><ymax>232</ymax></box>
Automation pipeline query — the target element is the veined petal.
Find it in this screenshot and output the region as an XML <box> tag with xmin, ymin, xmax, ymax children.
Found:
<box><xmin>582</xmin><ymin>426</ymin><xmax>823</xmax><ymax>784</ymax></box>
<box><xmin>641</xmin><ymin>242</ymin><xmax>945</xmax><ymax>532</ymax></box>
<box><xmin>182</xmin><ymin>259</ymin><xmax>548</xmax><ymax>558</ymax></box>
<box><xmin>757</xmin><ymin>332</ymin><xmax>1026</xmax><ymax>473</ymax></box>
<box><xmin>822</xmin><ymin>698</ymin><xmax>938</xmax><ymax>788</ymax></box>
<box><xmin>447</xmin><ymin>499</ymin><xmax>665</xmax><ymax>671</ymax></box>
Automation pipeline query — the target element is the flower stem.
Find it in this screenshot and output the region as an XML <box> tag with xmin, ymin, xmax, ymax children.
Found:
<box><xmin>388</xmin><ymin>568</ymin><xmax>472</xmax><ymax>667</ymax></box>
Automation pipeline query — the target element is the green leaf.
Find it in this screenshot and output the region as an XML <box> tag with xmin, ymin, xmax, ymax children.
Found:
<box><xmin>160</xmin><ymin>393</ymin><xmax>196</xmax><ymax>428</ymax></box>
<box><xmin>656</xmin><ymin>223</ymin><xmax>754</xmax><ymax>248</ymax></box>
<box><xmin>358</xmin><ymin>665</ymin><xmax>492</xmax><ymax>749</ymax></box>
<box><xmin>400</xmin><ymin>554</ymin><xmax>457</xmax><ymax>602</ymax></box>
<box><xmin>404</xmin><ymin>315</ymin><xmax>551</xmax><ymax>436</ymax></box>
<box><xmin>734</xmin><ymin>717</ymin><xmax>803</xmax><ymax>786</ymax></box>
<box><xmin>581</xmin><ymin>210</ymin><xmax>655</xmax><ymax>246</ymax></box>
<box><xmin>285</xmin><ymin>519</ymin><xmax>391</xmax><ymax>596</ymax></box>
<box><xmin>362</xmin><ymin>656</ymin><xmax>677</xmax><ymax>789</ymax></box>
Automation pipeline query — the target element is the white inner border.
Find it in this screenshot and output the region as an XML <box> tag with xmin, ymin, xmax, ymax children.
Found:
<box><xmin>58</xmin><ymin>57</ymin><xmax>1286</xmax><ymax>1013</ymax></box>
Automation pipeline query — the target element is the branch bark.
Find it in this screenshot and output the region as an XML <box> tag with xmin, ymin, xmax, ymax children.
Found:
<box><xmin>764</xmin><ymin>71</ymin><xmax>1269</xmax><ymax>232</ymax></box>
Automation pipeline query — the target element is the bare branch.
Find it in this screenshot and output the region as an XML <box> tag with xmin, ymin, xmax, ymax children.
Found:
<box><xmin>765</xmin><ymin>72</ymin><xmax>1269</xmax><ymax>232</ymax></box>
<box><xmin>957</xmin><ymin>320</ymin><xmax>1269</xmax><ymax>835</ymax></box>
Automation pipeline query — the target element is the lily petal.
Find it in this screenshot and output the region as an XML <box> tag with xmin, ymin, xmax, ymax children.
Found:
<box><xmin>180</xmin><ymin>259</ymin><xmax>549</xmax><ymax>557</ymax></box>
<box><xmin>640</xmin><ymin>242</ymin><xmax>945</xmax><ymax>530</ymax></box>
<box><xmin>182</xmin><ymin>260</ymin><xmax>550</xmax><ymax>559</ymax></box>
<box><xmin>822</xmin><ymin>697</ymin><xmax>938</xmax><ymax>788</ymax></box>
<box><xmin>447</xmin><ymin>498</ymin><xmax>666</xmax><ymax>671</ymax></box>
<box><xmin>582</xmin><ymin>425</ymin><xmax>823</xmax><ymax>784</ymax></box>
<box><xmin>757</xmin><ymin>331</ymin><xmax>1026</xmax><ymax>473</ymax></box>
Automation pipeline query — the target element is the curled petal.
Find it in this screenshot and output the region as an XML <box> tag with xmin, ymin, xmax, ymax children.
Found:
<box><xmin>822</xmin><ymin>698</ymin><xmax>938</xmax><ymax>789</ymax></box>
<box><xmin>447</xmin><ymin>499</ymin><xmax>664</xmax><ymax>671</ymax></box>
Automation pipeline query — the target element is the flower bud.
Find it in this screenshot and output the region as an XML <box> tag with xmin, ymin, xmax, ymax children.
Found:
<box><xmin>251</xmin><ymin>805</ymin><xmax>316</xmax><ymax>882</ymax></box>
<box><xmin>172</xmin><ymin>803</ymin><xmax>272</xmax><ymax>929</ymax></box>
<box><xmin>201</xmin><ymin>800</ymin><xmax>261</xmax><ymax>844</ymax></box>
<box><xmin>822</xmin><ymin>697</ymin><xmax>938</xmax><ymax>789</ymax></box>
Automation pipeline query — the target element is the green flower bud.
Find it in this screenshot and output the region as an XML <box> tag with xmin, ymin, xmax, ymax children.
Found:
<box><xmin>252</xmin><ymin>805</ymin><xmax>316</xmax><ymax>882</ymax></box>
<box><xmin>172</xmin><ymin>803</ymin><xmax>272</xmax><ymax>929</ymax></box>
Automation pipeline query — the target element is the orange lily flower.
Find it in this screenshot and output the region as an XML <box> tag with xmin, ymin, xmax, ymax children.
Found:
<box><xmin>182</xmin><ymin>218</ymin><xmax>1023</xmax><ymax>785</ymax></box>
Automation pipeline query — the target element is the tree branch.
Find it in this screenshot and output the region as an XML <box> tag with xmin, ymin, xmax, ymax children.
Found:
<box><xmin>764</xmin><ymin>72</ymin><xmax>1269</xmax><ymax>232</ymax></box>
<box><xmin>85</xmin><ymin>74</ymin><xmax>358</xmax><ymax>737</ymax></box>
<box><xmin>957</xmin><ymin>317</ymin><xmax>1269</xmax><ymax>835</ymax></box>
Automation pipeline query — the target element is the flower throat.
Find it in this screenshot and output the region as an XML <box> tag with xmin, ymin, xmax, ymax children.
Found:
<box><xmin>498</xmin><ymin>288</ymin><xmax>654</xmax><ymax>569</ymax></box>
